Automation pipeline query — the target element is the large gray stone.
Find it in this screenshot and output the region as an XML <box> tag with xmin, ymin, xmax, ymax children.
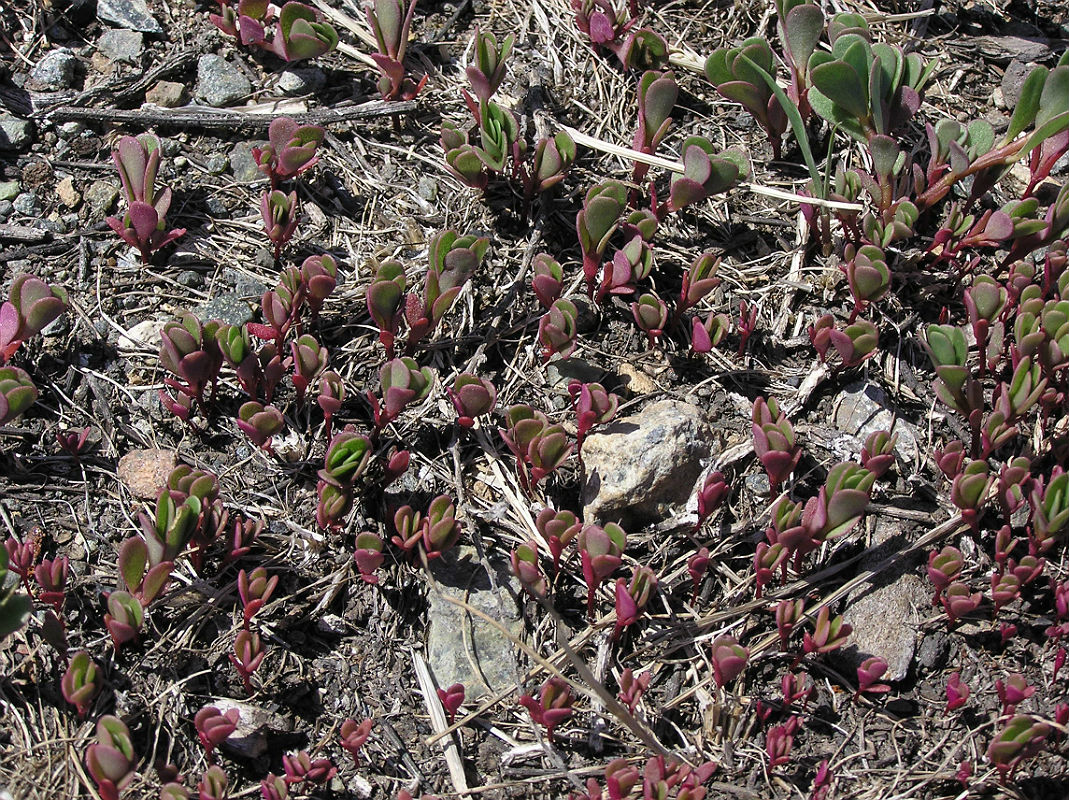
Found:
<box><xmin>29</xmin><ymin>49</ymin><xmax>78</xmax><ymax>90</ymax></box>
<box><xmin>838</xmin><ymin>519</ymin><xmax>926</xmax><ymax>682</ymax></box>
<box><xmin>229</xmin><ymin>142</ymin><xmax>263</xmax><ymax>183</ymax></box>
<box><xmin>426</xmin><ymin>548</ymin><xmax>522</xmax><ymax>697</ymax></box>
<box><xmin>0</xmin><ymin>117</ymin><xmax>34</xmax><ymax>151</ymax></box>
<box><xmin>13</xmin><ymin>192</ymin><xmax>40</xmax><ymax>216</ymax></box>
<box><xmin>194</xmin><ymin>294</ymin><xmax>254</xmax><ymax>327</ymax></box>
<box><xmin>97</xmin><ymin>29</ymin><xmax>144</xmax><ymax>64</ymax></box>
<box><xmin>206</xmin><ymin>697</ymin><xmax>291</xmax><ymax>760</ymax></box>
<box><xmin>97</xmin><ymin>0</ymin><xmax>162</xmax><ymax>32</ymax></box>
<box><xmin>1000</xmin><ymin>60</ymin><xmax>1036</xmax><ymax>109</ymax></box>
<box><xmin>832</xmin><ymin>381</ymin><xmax>919</xmax><ymax>468</ymax></box>
<box><xmin>195</xmin><ymin>54</ymin><xmax>251</xmax><ymax>108</ymax></box>
<box><xmin>276</xmin><ymin>67</ymin><xmax>326</xmax><ymax>96</ymax></box>
<box><xmin>582</xmin><ymin>399</ymin><xmax>712</xmax><ymax>527</ymax></box>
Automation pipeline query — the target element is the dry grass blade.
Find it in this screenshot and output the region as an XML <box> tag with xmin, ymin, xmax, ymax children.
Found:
<box><xmin>412</xmin><ymin>651</ymin><xmax>470</xmax><ymax>796</ymax></box>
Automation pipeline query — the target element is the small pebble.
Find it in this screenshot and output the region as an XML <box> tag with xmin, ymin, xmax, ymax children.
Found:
<box><xmin>176</xmin><ymin>270</ymin><xmax>203</xmax><ymax>288</ymax></box>
<box><xmin>204</xmin><ymin>197</ymin><xmax>229</xmax><ymax>217</ymax></box>
<box><xmin>204</xmin><ymin>154</ymin><xmax>229</xmax><ymax>175</ymax></box>
<box><xmin>417</xmin><ymin>176</ymin><xmax>438</xmax><ymax>202</ymax></box>
<box><xmin>276</xmin><ymin>67</ymin><xmax>326</xmax><ymax>96</ymax></box>
<box><xmin>13</xmin><ymin>192</ymin><xmax>40</xmax><ymax>215</ymax></box>
<box><xmin>229</xmin><ymin>143</ymin><xmax>262</xmax><ymax>183</ymax></box>
<box><xmin>145</xmin><ymin>80</ymin><xmax>186</xmax><ymax>108</ymax></box>
<box><xmin>85</xmin><ymin>181</ymin><xmax>119</xmax><ymax>217</ymax></box>
<box><xmin>0</xmin><ymin>201</ymin><xmax>13</xmax><ymax>220</ymax></box>
<box><xmin>38</xmin><ymin>218</ymin><xmax>66</xmax><ymax>234</ymax></box>
<box><xmin>58</xmin><ymin>121</ymin><xmax>84</xmax><ymax>139</ymax></box>
<box><xmin>195</xmin><ymin>54</ymin><xmax>252</xmax><ymax>108</ymax></box>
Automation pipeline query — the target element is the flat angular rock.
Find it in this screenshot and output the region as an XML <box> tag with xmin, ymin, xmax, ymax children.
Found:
<box><xmin>838</xmin><ymin>519</ymin><xmax>926</xmax><ymax>682</ymax></box>
<box><xmin>207</xmin><ymin>697</ymin><xmax>291</xmax><ymax>759</ymax></box>
<box><xmin>1000</xmin><ymin>59</ymin><xmax>1035</xmax><ymax>109</ymax></box>
<box><xmin>145</xmin><ymin>80</ymin><xmax>186</xmax><ymax>108</ymax></box>
<box><xmin>97</xmin><ymin>0</ymin><xmax>162</xmax><ymax>32</ymax></box>
<box><xmin>97</xmin><ymin>29</ymin><xmax>144</xmax><ymax>63</ymax></box>
<box><xmin>29</xmin><ymin>49</ymin><xmax>78</xmax><ymax>90</ymax></box>
<box><xmin>117</xmin><ymin>448</ymin><xmax>176</xmax><ymax>499</ymax></box>
<box><xmin>85</xmin><ymin>181</ymin><xmax>119</xmax><ymax>217</ymax></box>
<box><xmin>118</xmin><ymin>316</ymin><xmax>167</xmax><ymax>351</ymax></box>
<box><xmin>277</xmin><ymin>67</ymin><xmax>326</xmax><ymax>95</ymax></box>
<box><xmin>0</xmin><ymin>117</ymin><xmax>34</xmax><ymax>151</ymax></box>
<box><xmin>582</xmin><ymin>399</ymin><xmax>712</xmax><ymax>527</ymax></box>
<box><xmin>426</xmin><ymin>548</ymin><xmax>522</xmax><ymax>697</ymax></box>
<box><xmin>196</xmin><ymin>55</ymin><xmax>252</xmax><ymax>108</ymax></box>
<box><xmin>194</xmin><ymin>293</ymin><xmax>254</xmax><ymax>327</ymax></box>
<box><xmin>974</xmin><ymin>35</ymin><xmax>1050</xmax><ymax>64</ymax></box>
<box><xmin>229</xmin><ymin>143</ymin><xmax>263</xmax><ymax>183</ymax></box>
<box><xmin>832</xmin><ymin>381</ymin><xmax>919</xmax><ymax>467</ymax></box>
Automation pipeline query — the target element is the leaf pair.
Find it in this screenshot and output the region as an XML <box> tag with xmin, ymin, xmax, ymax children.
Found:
<box><xmin>106</xmin><ymin>133</ymin><xmax>186</xmax><ymax>263</ymax></box>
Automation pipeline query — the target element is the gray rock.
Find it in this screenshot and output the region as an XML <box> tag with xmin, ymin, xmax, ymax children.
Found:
<box><xmin>417</xmin><ymin>176</ymin><xmax>438</xmax><ymax>203</ymax></box>
<box><xmin>207</xmin><ymin>697</ymin><xmax>291</xmax><ymax>759</ymax></box>
<box><xmin>974</xmin><ymin>35</ymin><xmax>1050</xmax><ymax>64</ymax></box>
<box><xmin>159</xmin><ymin>137</ymin><xmax>182</xmax><ymax>157</ymax></box>
<box><xmin>85</xmin><ymin>181</ymin><xmax>119</xmax><ymax>218</ymax></box>
<box><xmin>13</xmin><ymin>192</ymin><xmax>39</xmax><ymax>216</ymax></box>
<box><xmin>97</xmin><ymin>0</ymin><xmax>162</xmax><ymax>32</ymax></box>
<box><xmin>145</xmin><ymin>80</ymin><xmax>186</xmax><ymax>108</ymax></box>
<box><xmin>195</xmin><ymin>54</ymin><xmax>251</xmax><ymax>108</ymax></box>
<box><xmin>916</xmin><ymin>630</ymin><xmax>950</xmax><ymax>673</ymax></box>
<box><xmin>1001</xmin><ymin>60</ymin><xmax>1034</xmax><ymax>109</ymax></box>
<box><xmin>204</xmin><ymin>197</ymin><xmax>229</xmax><ymax>218</ymax></box>
<box><xmin>0</xmin><ymin>181</ymin><xmax>19</xmax><ymax>202</ymax></box>
<box><xmin>832</xmin><ymin>381</ymin><xmax>919</xmax><ymax>469</ymax></box>
<box><xmin>97</xmin><ymin>29</ymin><xmax>144</xmax><ymax>64</ymax></box>
<box><xmin>194</xmin><ymin>294</ymin><xmax>254</xmax><ymax>327</ymax></box>
<box><xmin>276</xmin><ymin>67</ymin><xmax>326</xmax><ymax>95</ymax></box>
<box><xmin>0</xmin><ymin>117</ymin><xmax>34</xmax><ymax>151</ymax></box>
<box><xmin>744</xmin><ymin>472</ymin><xmax>771</xmax><ymax>499</ymax></box>
<box><xmin>205</xmin><ymin>153</ymin><xmax>229</xmax><ymax>175</ymax></box>
<box><xmin>582</xmin><ymin>399</ymin><xmax>713</xmax><ymax>528</ymax></box>
<box><xmin>0</xmin><ymin>201</ymin><xmax>13</xmax><ymax>220</ymax></box>
<box><xmin>29</xmin><ymin>49</ymin><xmax>78</xmax><ymax>90</ymax></box>
<box><xmin>224</xmin><ymin>269</ymin><xmax>268</xmax><ymax>298</ymax></box>
<box><xmin>426</xmin><ymin>548</ymin><xmax>522</xmax><ymax>696</ymax></box>
<box><xmin>38</xmin><ymin>218</ymin><xmax>67</xmax><ymax>234</ymax></box>
<box><xmin>57</xmin><ymin>121</ymin><xmax>84</xmax><ymax>139</ymax></box>
<box><xmin>229</xmin><ymin>143</ymin><xmax>263</xmax><ymax>183</ymax></box>
<box><xmin>176</xmin><ymin>270</ymin><xmax>203</xmax><ymax>288</ymax></box>
<box><xmin>838</xmin><ymin>519</ymin><xmax>926</xmax><ymax>682</ymax></box>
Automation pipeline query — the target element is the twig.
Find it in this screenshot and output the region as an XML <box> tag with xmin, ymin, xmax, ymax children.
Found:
<box><xmin>0</xmin><ymin>224</ymin><xmax>50</xmax><ymax>243</ymax></box>
<box><xmin>43</xmin><ymin>100</ymin><xmax>418</xmax><ymax>130</ymax></box>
